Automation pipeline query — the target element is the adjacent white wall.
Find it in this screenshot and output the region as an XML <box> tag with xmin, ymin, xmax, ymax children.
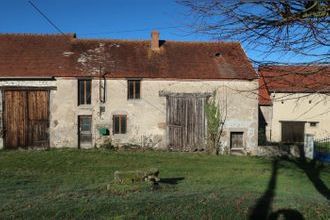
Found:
<box><xmin>269</xmin><ymin>93</ymin><xmax>330</xmax><ymax>142</ymax></box>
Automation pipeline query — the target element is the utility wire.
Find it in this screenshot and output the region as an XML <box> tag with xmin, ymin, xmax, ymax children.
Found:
<box><xmin>28</xmin><ymin>1</ymin><xmax>65</xmax><ymax>35</ymax></box>
<box><xmin>27</xmin><ymin>1</ymin><xmax>182</xmax><ymax>38</ymax></box>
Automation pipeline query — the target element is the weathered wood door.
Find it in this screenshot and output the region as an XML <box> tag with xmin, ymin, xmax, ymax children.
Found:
<box><xmin>166</xmin><ymin>96</ymin><xmax>206</xmax><ymax>151</ymax></box>
<box><xmin>281</xmin><ymin>121</ymin><xmax>305</xmax><ymax>143</ymax></box>
<box><xmin>78</xmin><ymin>115</ymin><xmax>92</xmax><ymax>149</ymax></box>
<box><xmin>3</xmin><ymin>90</ymin><xmax>49</xmax><ymax>149</ymax></box>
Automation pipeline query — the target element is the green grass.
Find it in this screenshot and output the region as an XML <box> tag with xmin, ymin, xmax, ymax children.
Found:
<box><xmin>0</xmin><ymin>149</ymin><xmax>329</xmax><ymax>219</ymax></box>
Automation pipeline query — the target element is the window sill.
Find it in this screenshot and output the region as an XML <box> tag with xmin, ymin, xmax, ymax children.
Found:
<box><xmin>127</xmin><ymin>99</ymin><xmax>143</xmax><ymax>105</ymax></box>
<box><xmin>78</xmin><ymin>105</ymin><xmax>92</xmax><ymax>109</ymax></box>
<box><xmin>112</xmin><ymin>133</ymin><xmax>127</xmax><ymax>137</ymax></box>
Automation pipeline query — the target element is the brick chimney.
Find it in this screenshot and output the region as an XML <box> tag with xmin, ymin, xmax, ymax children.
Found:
<box><xmin>151</xmin><ymin>30</ymin><xmax>160</xmax><ymax>51</ymax></box>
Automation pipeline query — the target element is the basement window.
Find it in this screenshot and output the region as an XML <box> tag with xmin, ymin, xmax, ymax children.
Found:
<box><xmin>78</xmin><ymin>79</ymin><xmax>91</xmax><ymax>105</ymax></box>
<box><xmin>113</xmin><ymin>115</ymin><xmax>127</xmax><ymax>134</ymax></box>
<box><xmin>127</xmin><ymin>79</ymin><xmax>141</xmax><ymax>99</ymax></box>
<box><xmin>230</xmin><ymin>132</ymin><xmax>244</xmax><ymax>149</ymax></box>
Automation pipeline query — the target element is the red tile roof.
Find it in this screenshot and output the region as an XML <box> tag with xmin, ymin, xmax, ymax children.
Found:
<box><xmin>258</xmin><ymin>65</ymin><xmax>330</xmax><ymax>105</ymax></box>
<box><xmin>259</xmin><ymin>75</ymin><xmax>272</xmax><ymax>106</ymax></box>
<box><xmin>0</xmin><ymin>33</ymin><xmax>257</xmax><ymax>80</ymax></box>
<box><xmin>0</xmin><ymin>34</ymin><xmax>76</xmax><ymax>77</ymax></box>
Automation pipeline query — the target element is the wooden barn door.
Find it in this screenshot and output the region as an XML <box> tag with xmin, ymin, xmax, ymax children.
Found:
<box><xmin>3</xmin><ymin>91</ymin><xmax>27</xmax><ymax>149</ymax></box>
<box><xmin>281</xmin><ymin>121</ymin><xmax>305</xmax><ymax>143</ymax></box>
<box><xmin>167</xmin><ymin>95</ymin><xmax>206</xmax><ymax>151</ymax></box>
<box><xmin>3</xmin><ymin>90</ymin><xmax>49</xmax><ymax>149</ymax></box>
<box><xmin>26</xmin><ymin>91</ymin><xmax>49</xmax><ymax>147</ymax></box>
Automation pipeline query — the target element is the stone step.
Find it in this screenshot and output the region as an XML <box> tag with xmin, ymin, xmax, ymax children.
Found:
<box><xmin>230</xmin><ymin>148</ymin><xmax>246</xmax><ymax>156</ymax></box>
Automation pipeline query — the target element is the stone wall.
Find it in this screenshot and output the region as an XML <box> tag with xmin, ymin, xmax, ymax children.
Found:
<box><xmin>90</xmin><ymin>79</ymin><xmax>258</xmax><ymax>152</ymax></box>
<box><xmin>255</xmin><ymin>141</ymin><xmax>313</xmax><ymax>158</ymax></box>
<box><xmin>255</xmin><ymin>145</ymin><xmax>299</xmax><ymax>157</ymax></box>
<box><xmin>0</xmin><ymin>78</ymin><xmax>259</xmax><ymax>152</ymax></box>
<box><xmin>259</xmin><ymin>105</ymin><xmax>273</xmax><ymax>141</ymax></box>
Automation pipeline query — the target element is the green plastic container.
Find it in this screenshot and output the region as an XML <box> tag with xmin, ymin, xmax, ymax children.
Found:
<box><xmin>99</xmin><ymin>127</ymin><xmax>109</xmax><ymax>136</ymax></box>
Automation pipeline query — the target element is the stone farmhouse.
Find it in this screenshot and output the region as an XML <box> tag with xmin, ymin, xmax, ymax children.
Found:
<box><xmin>0</xmin><ymin>31</ymin><xmax>259</xmax><ymax>153</ymax></box>
<box><xmin>259</xmin><ymin>65</ymin><xmax>330</xmax><ymax>143</ymax></box>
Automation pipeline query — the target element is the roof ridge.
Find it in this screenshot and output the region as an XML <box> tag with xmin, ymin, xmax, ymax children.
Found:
<box><xmin>0</xmin><ymin>33</ymin><xmax>76</xmax><ymax>38</ymax></box>
<box><xmin>164</xmin><ymin>40</ymin><xmax>241</xmax><ymax>45</ymax></box>
<box><xmin>74</xmin><ymin>38</ymin><xmax>150</xmax><ymax>43</ymax></box>
<box><xmin>0</xmin><ymin>33</ymin><xmax>241</xmax><ymax>45</ymax></box>
<box><xmin>75</xmin><ymin>38</ymin><xmax>241</xmax><ymax>45</ymax></box>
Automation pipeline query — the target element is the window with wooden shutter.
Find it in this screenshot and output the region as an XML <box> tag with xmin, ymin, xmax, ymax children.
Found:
<box><xmin>127</xmin><ymin>80</ymin><xmax>141</xmax><ymax>99</ymax></box>
<box><xmin>230</xmin><ymin>132</ymin><xmax>244</xmax><ymax>149</ymax></box>
<box><xmin>113</xmin><ymin>115</ymin><xmax>127</xmax><ymax>134</ymax></box>
<box><xmin>78</xmin><ymin>79</ymin><xmax>92</xmax><ymax>105</ymax></box>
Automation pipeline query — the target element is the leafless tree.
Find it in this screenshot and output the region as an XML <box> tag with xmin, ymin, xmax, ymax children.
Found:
<box><xmin>178</xmin><ymin>0</ymin><xmax>329</xmax><ymax>63</ymax></box>
<box><xmin>178</xmin><ymin>0</ymin><xmax>330</xmax><ymax>106</ymax></box>
<box><xmin>179</xmin><ymin>1</ymin><xmax>330</xmax><ymax>153</ymax></box>
<box><xmin>77</xmin><ymin>42</ymin><xmax>120</xmax><ymax>103</ymax></box>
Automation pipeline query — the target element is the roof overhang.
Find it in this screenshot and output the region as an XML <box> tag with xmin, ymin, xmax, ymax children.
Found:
<box><xmin>0</xmin><ymin>76</ymin><xmax>55</xmax><ymax>80</ymax></box>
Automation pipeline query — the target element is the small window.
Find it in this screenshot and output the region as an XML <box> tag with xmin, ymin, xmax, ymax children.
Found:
<box><xmin>78</xmin><ymin>79</ymin><xmax>91</xmax><ymax>105</ymax></box>
<box><xmin>80</xmin><ymin>116</ymin><xmax>92</xmax><ymax>132</ymax></box>
<box><xmin>127</xmin><ymin>80</ymin><xmax>141</xmax><ymax>99</ymax></box>
<box><xmin>230</xmin><ymin>132</ymin><xmax>244</xmax><ymax>149</ymax></box>
<box><xmin>113</xmin><ymin>115</ymin><xmax>127</xmax><ymax>134</ymax></box>
<box><xmin>310</xmin><ymin>122</ymin><xmax>318</xmax><ymax>127</ymax></box>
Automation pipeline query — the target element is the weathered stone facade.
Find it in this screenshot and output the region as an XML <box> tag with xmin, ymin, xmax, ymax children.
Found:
<box><xmin>0</xmin><ymin>78</ymin><xmax>259</xmax><ymax>153</ymax></box>
<box><xmin>0</xmin><ymin>33</ymin><xmax>259</xmax><ymax>152</ymax></box>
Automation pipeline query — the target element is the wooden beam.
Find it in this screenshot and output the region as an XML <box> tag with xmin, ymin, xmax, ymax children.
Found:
<box><xmin>0</xmin><ymin>77</ymin><xmax>55</xmax><ymax>81</ymax></box>
<box><xmin>0</xmin><ymin>86</ymin><xmax>57</xmax><ymax>91</ymax></box>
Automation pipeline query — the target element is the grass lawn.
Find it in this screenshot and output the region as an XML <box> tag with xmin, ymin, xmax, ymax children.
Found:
<box><xmin>0</xmin><ymin>149</ymin><xmax>329</xmax><ymax>219</ymax></box>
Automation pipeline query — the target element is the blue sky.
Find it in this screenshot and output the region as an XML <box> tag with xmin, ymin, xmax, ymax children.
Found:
<box><xmin>0</xmin><ymin>0</ymin><xmax>325</xmax><ymax>64</ymax></box>
<box><xmin>0</xmin><ymin>0</ymin><xmax>192</xmax><ymax>39</ymax></box>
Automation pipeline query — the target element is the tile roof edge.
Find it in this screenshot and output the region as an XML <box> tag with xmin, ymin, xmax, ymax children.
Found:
<box><xmin>74</xmin><ymin>38</ymin><xmax>241</xmax><ymax>45</ymax></box>
<box><xmin>0</xmin><ymin>33</ymin><xmax>76</xmax><ymax>38</ymax></box>
<box><xmin>0</xmin><ymin>32</ymin><xmax>242</xmax><ymax>45</ymax></box>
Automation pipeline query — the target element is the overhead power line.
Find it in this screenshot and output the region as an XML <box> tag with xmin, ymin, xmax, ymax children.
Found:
<box><xmin>26</xmin><ymin>1</ymin><xmax>183</xmax><ymax>38</ymax></box>
<box><xmin>27</xmin><ymin>1</ymin><xmax>65</xmax><ymax>35</ymax></box>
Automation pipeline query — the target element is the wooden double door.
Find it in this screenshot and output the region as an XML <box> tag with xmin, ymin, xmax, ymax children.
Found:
<box><xmin>3</xmin><ymin>90</ymin><xmax>50</xmax><ymax>149</ymax></box>
<box><xmin>281</xmin><ymin>121</ymin><xmax>305</xmax><ymax>143</ymax></box>
<box><xmin>166</xmin><ymin>96</ymin><xmax>206</xmax><ymax>151</ymax></box>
